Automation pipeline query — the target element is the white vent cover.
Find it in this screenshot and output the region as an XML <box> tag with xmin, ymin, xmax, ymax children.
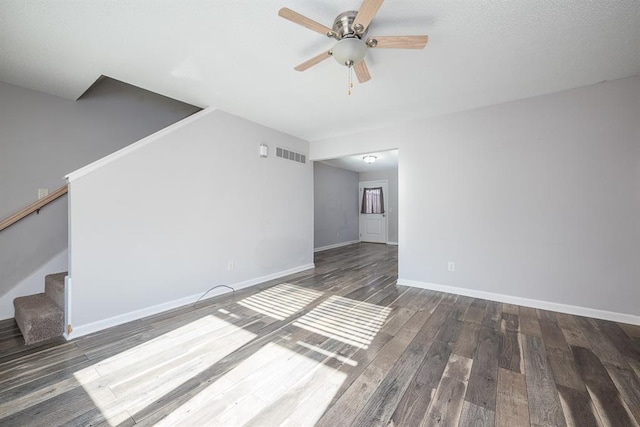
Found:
<box><xmin>276</xmin><ymin>147</ymin><xmax>306</xmax><ymax>164</ymax></box>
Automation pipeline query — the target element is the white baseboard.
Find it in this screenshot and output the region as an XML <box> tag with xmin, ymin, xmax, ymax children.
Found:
<box><xmin>386</xmin><ymin>241</ymin><xmax>398</xmax><ymax>246</ymax></box>
<box><xmin>314</xmin><ymin>240</ymin><xmax>359</xmax><ymax>253</ymax></box>
<box><xmin>70</xmin><ymin>289</ymin><xmax>232</xmax><ymax>339</ymax></box>
<box><xmin>69</xmin><ymin>263</ymin><xmax>316</xmax><ymax>339</ymax></box>
<box><xmin>397</xmin><ymin>279</ymin><xmax>640</xmax><ymax>326</ymax></box>
<box><xmin>232</xmin><ymin>263</ymin><xmax>315</xmax><ymax>288</ymax></box>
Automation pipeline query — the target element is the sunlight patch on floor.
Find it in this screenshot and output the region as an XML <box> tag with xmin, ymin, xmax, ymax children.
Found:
<box><xmin>155</xmin><ymin>341</ymin><xmax>348</xmax><ymax>426</ymax></box>
<box><xmin>218</xmin><ymin>308</ymin><xmax>241</xmax><ymax>319</ymax></box>
<box><xmin>72</xmin><ymin>315</ymin><xmax>257</xmax><ymax>425</ymax></box>
<box><xmin>69</xmin><ymin>291</ymin><xmax>385</xmax><ymax>425</ymax></box>
<box><xmin>292</xmin><ymin>295</ymin><xmax>391</xmax><ymax>349</ymax></box>
<box><xmin>296</xmin><ymin>340</ymin><xmax>358</xmax><ymax>366</ymax></box>
<box><xmin>238</xmin><ymin>283</ymin><xmax>323</xmax><ymax>320</ymax></box>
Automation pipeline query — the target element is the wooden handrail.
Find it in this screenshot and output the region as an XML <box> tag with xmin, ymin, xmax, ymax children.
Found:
<box><xmin>0</xmin><ymin>185</ymin><xmax>68</xmax><ymax>232</ymax></box>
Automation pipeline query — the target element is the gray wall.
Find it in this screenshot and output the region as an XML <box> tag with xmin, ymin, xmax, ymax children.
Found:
<box><xmin>314</xmin><ymin>162</ymin><xmax>359</xmax><ymax>249</ymax></box>
<box><xmin>360</xmin><ymin>168</ymin><xmax>399</xmax><ymax>243</ymax></box>
<box><xmin>311</xmin><ymin>76</ymin><xmax>640</xmax><ymax>318</ymax></box>
<box><xmin>68</xmin><ymin>109</ymin><xmax>312</xmax><ymax>333</ymax></box>
<box><xmin>0</xmin><ymin>78</ymin><xmax>199</xmax><ymax>302</ymax></box>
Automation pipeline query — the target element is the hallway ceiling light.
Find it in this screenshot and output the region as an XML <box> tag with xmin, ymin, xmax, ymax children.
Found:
<box><xmin>363</xmin><ymin>155</ymin><xmax>377</xmax><ymax>164</ymax></box>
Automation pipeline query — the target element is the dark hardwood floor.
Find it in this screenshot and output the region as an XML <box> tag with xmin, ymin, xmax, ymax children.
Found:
<box><xmin>0</xmin><ymin>243</ymin><xmax>639</xmax><ymax>426</ymax></box>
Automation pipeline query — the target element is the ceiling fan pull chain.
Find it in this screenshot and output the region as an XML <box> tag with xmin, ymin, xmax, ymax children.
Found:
<box><xmin>348</xmin><ymin>65</ymin><xmax>354</xmax><ymax>95</ymax></box>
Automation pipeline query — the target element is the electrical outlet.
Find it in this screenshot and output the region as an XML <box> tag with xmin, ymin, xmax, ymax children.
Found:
<box><xmin>227</xmin><ymin>260</ymin><xmax>235</xmax><ymax>271</ymax></box>
<box><xmin>448</xmin><ymin>261</ymin><xmax>455</xmax><ymax>272</ymax></box>
<box><xmin>38</xmin><ymin>188</ymin><xmax>49</xmax><ymax>200</ymax></box>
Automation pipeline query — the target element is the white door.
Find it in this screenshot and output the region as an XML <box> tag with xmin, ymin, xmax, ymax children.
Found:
<box><xmin>359</xmin><ymin>180</ymin><xmax>388</xmax><ymax>243</ymax></box>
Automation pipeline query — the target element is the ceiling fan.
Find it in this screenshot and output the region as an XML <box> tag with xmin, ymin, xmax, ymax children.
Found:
<box><xmin>278</xmin><ymin>0</ymin><xmax>428</xmax><ymax>88</ymax></box>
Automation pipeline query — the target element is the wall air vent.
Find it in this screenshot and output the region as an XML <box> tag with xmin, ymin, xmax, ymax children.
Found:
<box><xmin>276</xmin><ymin>147</ymin><xmax>306</xmax><ymax>164</ymax></box>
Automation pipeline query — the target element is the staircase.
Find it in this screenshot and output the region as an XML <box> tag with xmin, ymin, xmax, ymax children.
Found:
<box><xmin>13</xmin><ymin>272</ymin><xmax>65</xmax><ymax>345</ymax></box>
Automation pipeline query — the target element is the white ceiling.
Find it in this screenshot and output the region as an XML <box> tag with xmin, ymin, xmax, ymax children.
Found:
<box><xmin>1</xmin><ymin>1</ymin><xmax>639</xmax><ymax>141</ymax></box>
<box><xmin>321</xmin><ymin>149</ymin><xmax>398</xmax><ymax>173</ymax></box>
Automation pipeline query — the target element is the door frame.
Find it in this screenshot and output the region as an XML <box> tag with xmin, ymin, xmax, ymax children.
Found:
<box><xmin>358</xmin><ymin>179</ymin><xmax>389</xmax><ymax>244</ymax></box>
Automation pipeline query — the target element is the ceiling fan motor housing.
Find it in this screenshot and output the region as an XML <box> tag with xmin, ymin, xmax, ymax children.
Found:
<box><xmin>332</xmin><ymin>11</ymin><xmax>368</xmax><ymax>39</ymax></box>
<box><xmin>331</xmin><ymin>11</ymin><xmax>369</xmax><ymax>66</ymax></box>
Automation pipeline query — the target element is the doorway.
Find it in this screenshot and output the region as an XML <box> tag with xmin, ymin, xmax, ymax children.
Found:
<box><xmin>312</xmin><ymin>149</ymin><xmax>398</xmax><ymax>252</ymax></box>
<box><xmin>359</xmin><ymin>180</ymin><xmax>388</xmax><ymax>243</ymax></box>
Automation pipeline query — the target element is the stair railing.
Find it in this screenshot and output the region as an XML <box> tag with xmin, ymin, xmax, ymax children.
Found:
<box><xmin>0</xmin><ymin>185</ymin><xmax>68</xmax><ymax>232</ymax></box>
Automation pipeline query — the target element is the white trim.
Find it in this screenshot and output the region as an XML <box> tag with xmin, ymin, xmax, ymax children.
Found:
<box><xmin>63</xmin><ymin>276</ymin><xmax>72</xmax><ymax>340</ymax></box>
<box><xmin>397</xmin><ymin>279</ymin><xmax>640</xmax><ymax>326</ymax></box>
<box><xmin>69</xmin><ymin>263</ymin><xmax>315</xmax><ymax>339</ymax></box>
<box><xmin>314</xmin><ymin>240</ymin><xmax>360</xmax><ymax>253</ymax></box>
<box><xmin>386</xmin><ymin>241</ymin><xmax>398</xmax><ymax>246</ymax></box>
<box><xmin>231</xmin><ymin>263</ymin><xmax>315</xmax><ymax>289</ymax></box>
<box><xmin>65</xmin><ymin>108</ymin><xmax>215</xmax><ymax>182</ymax></box>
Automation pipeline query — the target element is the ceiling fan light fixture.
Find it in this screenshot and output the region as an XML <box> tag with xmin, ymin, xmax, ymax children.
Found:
<box><xmin>363</xmin><ymin>155</ymin><xmax>377</xmax><ymax>164</ymax></box>
<box><xmin>331</xmin><ymin>37</ymin><xmax>367</xmax><ymax>67</ymax></box>
<box><xmin>279</xmin><ymin>1</ymin><xmax>430</xmax><ymax>88</ymax></box>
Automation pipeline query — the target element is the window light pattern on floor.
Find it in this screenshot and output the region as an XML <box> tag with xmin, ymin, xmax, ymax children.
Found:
<box><xmin>71</xmin><ymin>314</ymin><xmax>257</xmax><ymax>425</ymax></box>
<box><xmin>293</xmin><ymin>295</ymin><xmax>391</xmax><ymax>349</ymax></box>
<box><xmin>237</xmin><ymin>283</ymin><xmax>323</xmax><ymax>320</ymax></box>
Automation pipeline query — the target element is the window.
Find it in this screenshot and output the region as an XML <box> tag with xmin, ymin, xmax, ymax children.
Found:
<box><xmin>361</xmin><ymin>187</ymin><xmax>385</xmax><ymax>214</ymax></box>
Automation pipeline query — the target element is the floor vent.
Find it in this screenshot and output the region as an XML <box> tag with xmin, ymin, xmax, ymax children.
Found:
<box><xmin>276</xmin><ymin>147</ymin><xmax>306</xmax><ymax>164</ymax></box>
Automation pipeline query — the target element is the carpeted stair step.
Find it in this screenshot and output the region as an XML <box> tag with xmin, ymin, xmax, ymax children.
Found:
<box><xmin>13</xmin><ymin>293</ymin><xmax>63</xmax><ymax>345</ymax></box>
<box><xmin>45</xmin><ymin>272</ymin><xmax>66</xmax><ymax>310</ymax></box>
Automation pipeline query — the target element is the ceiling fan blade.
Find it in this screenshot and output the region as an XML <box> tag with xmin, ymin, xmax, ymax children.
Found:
<box><xmin>294</xmin><ymin>51</ymin><xmax>332</xmax><ymax>71</ymax></box>
<box><xmin>278</xmin><ymin>8</ymin><xmax>334</xmax><ymax>37</ymax></box>
<box><xmin>367</xmin><ymin>35</ymin><xmax>429</xmax><ymax>49</ymax></box>
<box><xmin>353</xmin><ymin>0</ymin><xmax>384</xmax><ymax>34</ymax></box>
<box><xmin>354</xmin><ymin>61</ymin><xmax>371</xmax><ymax>83</ymax></box>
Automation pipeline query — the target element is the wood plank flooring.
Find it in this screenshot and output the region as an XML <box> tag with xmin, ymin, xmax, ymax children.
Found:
<box><xmin>0</xmin><ymin>243</ymin><xmax>639</xmax><ymax>426</ymax></box>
